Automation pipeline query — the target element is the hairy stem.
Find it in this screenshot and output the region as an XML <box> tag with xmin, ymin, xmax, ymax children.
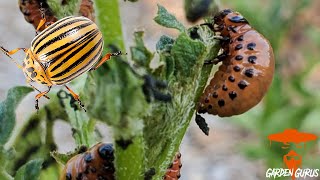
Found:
<box><xmin>95</xmin><ymin>0</ymin><xmax>145</xmax><ymax>179</ymax></box>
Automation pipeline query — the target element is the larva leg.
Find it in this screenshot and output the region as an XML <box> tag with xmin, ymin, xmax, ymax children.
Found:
<box><xmin>199</xmin><ymin>22</ymin><xmax>214</xmax><ymax>29</ymax></box>
<box><xmin>0</xmin><ymin>46</ymin><xmax>27</xmax><ymax>69</ymax></box>
<box><xmin>64</xmin><ymin>85</ymin><xmax>86</xmax><ymax>112</ymax></box>
<box><xmin>91</xmin><ymin>51</ymin><xmax>126</xmax><ymax>71</ymax></box>
<box><xmin>227</xmin><ymin>26</ymin><xmax>237</xmax><ymax>33</ymax></box>
<box><xmin>213</xmin><ymin>36</ymin><xmax>230</xmax><ymax>42</ymax></box>
<box><xmin>204</xmin><ymin>53</ymin><xmax>228</xmax><ymax>65</ymax></box>
<box><xmin>35</xmin><ymin>86</ymin><xmax>52</xmax><ymax>111</ymax></box>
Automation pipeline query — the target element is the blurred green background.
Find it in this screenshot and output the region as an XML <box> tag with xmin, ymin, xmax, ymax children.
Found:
<box><xmin>0</xmin><ymin>0</ymin><xmax>319</xmax><ymax>179</ymax></box>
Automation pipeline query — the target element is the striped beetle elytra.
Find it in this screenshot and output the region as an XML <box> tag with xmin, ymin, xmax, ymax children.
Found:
<box><xmin>1</xmin><ymin>16</ymin><xmax>124</xmax><ymax>111</ymax></box>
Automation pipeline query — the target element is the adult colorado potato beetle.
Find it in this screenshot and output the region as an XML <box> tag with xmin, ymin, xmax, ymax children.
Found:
<box><xmin>1</xmin><ymin>16</ymin><xmax>123</xmax><ymax>111</ymax></box>
<box><xmin>197</xmin><ymin>9</ymin><xmax>274</xmax><ymax>118</ymax></box>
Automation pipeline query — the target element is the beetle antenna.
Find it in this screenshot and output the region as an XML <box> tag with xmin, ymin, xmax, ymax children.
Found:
<box><xmin>0</xmin><ymin>46</ymin><xmax>23</xmax><ymax>69</ymax></box>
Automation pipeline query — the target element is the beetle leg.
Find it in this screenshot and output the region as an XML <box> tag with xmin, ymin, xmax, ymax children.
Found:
<box><xmin>26</xmin><ymin>78</ymin><xmax>50</xmax><ymax>99</ymax></box>
<box><xmin>0</xmin><ymin>47</ymin><xmax>27</xmax><ymax>54</ymax></box>
<box><xmin>31</xmin><ymin>84</ymin><xmax>50</xmax><ymax>100</ymax></box>
<box><xmin>35</xmin><ymin>7</ymin><xmax>47</xmax><ymax>35</ymax></box>
<box><xmin>91</xmin><ymin>51</ymin><xmax>126</xmax><ymax>71</ymax></box>
<box><xmin>35</xmin><ymin>86</ymin><xmax>52</xmax><ymax>111</ymax></box>
<box><xmin>35</xmin><ymin>3</ymin><xmax>54</xmax><ymax>34</ymax></box>
<box><xmin>64</xmin><ymin>85</ymin><xmax>86</xmax><ymax>112</ymax></box>
<box><xmin>0</xmin><ymin>46</ymin><xmax>27</xmax><ymax>69</ymax></box>
<box><xmin>36</xmin><ymin>18</ymin><xmax>46</xmax><ymax>35</ymax></box>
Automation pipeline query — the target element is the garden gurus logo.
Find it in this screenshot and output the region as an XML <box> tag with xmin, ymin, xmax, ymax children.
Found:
<box><xmin>265</xmin><ymin>129</ymin><xmax>318</xmax><ymax>179</ymax></box>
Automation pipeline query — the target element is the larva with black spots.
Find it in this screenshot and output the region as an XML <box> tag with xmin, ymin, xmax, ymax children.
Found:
<box><xmin>60</xmin><ymin>143</ymin><xmax>115</xmax><ymax>180</ymax></box>
<box><xmin>60</xmin><ymin>143</ymin><xmax>182</xmax><ymax>180</ymax></box>
<box><xmin>164</xmin><ymin>152</ymin><xmax>182</xmax><ymax>180</ymax></box>
<box><xmin>197</xmin><ymin>9</ymin><xmax>275</xmax><ymax>117</ymax></box>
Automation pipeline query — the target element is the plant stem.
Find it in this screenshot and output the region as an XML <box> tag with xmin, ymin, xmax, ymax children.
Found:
<box><xmin>0</xmin><ymin>170</ymin><xmax>13</xmax><ymax>180</ymax></box>
<box><xmin>95</xmin><ymin>0</ymin><xmax>125</xmax><ymax>50</ymax></box>
<box><xmin>95</xmin><ymin>1</ymin><xmax>145</xmax><ymax>179</ymax></box>
<box><xmin>114</xmin><ymin>133</ymin><xmax>144</xmax><ymax>180</ymax></box>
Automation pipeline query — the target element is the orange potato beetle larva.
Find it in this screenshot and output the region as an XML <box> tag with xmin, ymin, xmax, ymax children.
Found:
<box><xmin>1</xmin><ymin>15</ymin><xmax>124</xmax><ymax>111</ymax></box>
<box><xmin>197</xmin><ymin>9</ymin><xmax>275</xmax><ymax>119</ymax></box>
<box><xmin>60</xmin><ymin>143</ymin><xmax>182</xmax><ymax>180</ymax></box>
<box><xmin>60</xmin><ymin>143</ymin><xmax>115</xmax><ymax>180</ymax></box>
<box><xmin>164</xmin><ymin>152</ymin><xmax>182</xmax><ymax>180</ymax></box>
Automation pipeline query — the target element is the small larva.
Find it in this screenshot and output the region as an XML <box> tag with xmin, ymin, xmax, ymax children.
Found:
<box><xmin>164</xmin><ymin>152</ymin><xmax>182</xmax><ymax>180</ymax></box>
<box><xmin>197</xmin><ymin>9</ymin><xmax>275</xmax><ymax>117</ymax></box>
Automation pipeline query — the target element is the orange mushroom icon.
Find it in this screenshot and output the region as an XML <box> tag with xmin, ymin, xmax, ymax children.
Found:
<box><xmin>268</xmin><ymin>129</ymin><xmax>317</xmax><ymax>145</ymax></box>
<box><xmin>268</xmin><ymin>129</ymin><xmax>317</xmax><ymax>180</ymax></box>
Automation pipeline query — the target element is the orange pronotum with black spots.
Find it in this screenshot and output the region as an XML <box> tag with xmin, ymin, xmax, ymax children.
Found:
<box><xmin>1</xmin><ymin>15</ymin><xmax>123</xmax><ymax>111</ymax></box>
<box><xmin>197</xmin><ymin>9</ymin><xmax>275</xmax><ymax>117</ymax></box>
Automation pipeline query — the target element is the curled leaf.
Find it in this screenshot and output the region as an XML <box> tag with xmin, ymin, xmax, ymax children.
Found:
<box><xmin>130</xmin><ymin>31</ymin><xmax>154</xmax><ymax>68</ymax></box>
<box><xmin>156</xmin><ymin>35</ymin><xmax>175</xmax><ymax>53</ymax></box>
<box><xmin>154</xmin><ymin>4</ymin><xmax>185</xmax><ymax>32</ymax></box>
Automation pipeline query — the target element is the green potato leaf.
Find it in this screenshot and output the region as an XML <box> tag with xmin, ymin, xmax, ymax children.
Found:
<box><xmin>154</xmin><ymin>5</ymin><xmax>185</xmax><ymax>32</ymax></box>
<box><xmin>15</xmin><ymin>159</ymin><xmax>43</xmax><ymax>180</ymax></box>
<box><xmin>0</xmin><ymin>86</ymin><xmax>33</xmax><ymax>145</ymax></box>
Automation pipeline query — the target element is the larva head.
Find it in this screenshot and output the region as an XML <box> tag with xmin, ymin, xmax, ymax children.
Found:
<box><xmin>213</xmin><ymin>9</ymin><xmax>249</xmax><ymax>36</ymax></box>
<box><xmin>22</xmin><ymin>50</ymin><xmax>52</xmax><ymax>86</ymax></box>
